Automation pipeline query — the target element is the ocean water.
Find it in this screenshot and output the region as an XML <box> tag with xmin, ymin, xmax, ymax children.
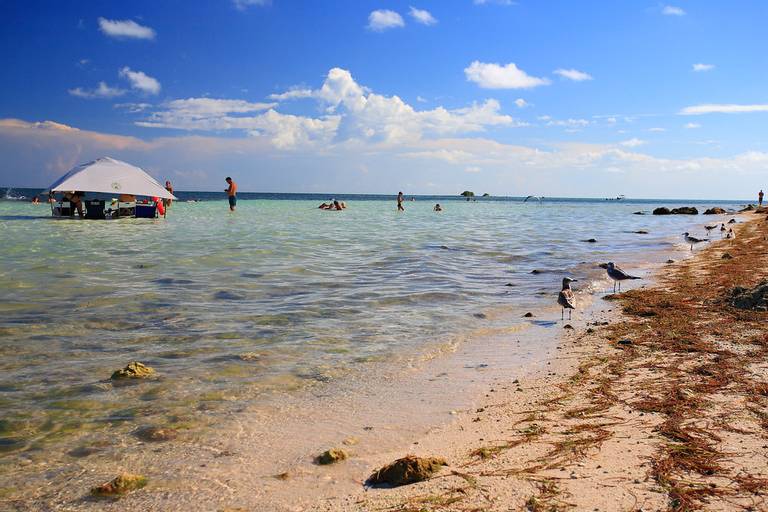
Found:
<box><xmin>0</xmin><ymin>192</ymin><xmax>747</xmax><ymax>486</ymax></box>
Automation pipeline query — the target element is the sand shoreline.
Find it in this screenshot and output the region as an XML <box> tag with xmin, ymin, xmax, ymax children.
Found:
<box><xmin>314</xmin><ymin>212</ymin><xmax>768</xmax><ymax>511</ymax></box>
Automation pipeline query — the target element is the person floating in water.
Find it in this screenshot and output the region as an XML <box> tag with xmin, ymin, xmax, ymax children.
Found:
<box><xmin>31</xmin><ymin>196</ymin><xmax>40</xmax><ymax>205</ymax></box>
<box><xmin>433</xmin><ymin>203</ymin><xmax>442</xmax><ymax>211</ymax></box>
<box><xmin>225</xmin><ymin>177</ymin><xmax>237</xmax><ymax>211</ymax></box>
<box><xmin>759</xmin><ymin>189</ymin><xmax>764</xmax><ymax>207</ymax></box>
<box><xmin>397</xmin><ymin>191</ymin><xmax>405</xmax><ymax>211</ymax></box>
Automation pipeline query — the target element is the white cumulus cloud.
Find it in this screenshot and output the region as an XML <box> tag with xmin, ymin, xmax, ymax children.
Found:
<box><xmin>367</xmin><ymin>10</ymin><xmax>405</xmax><ymax>31</ymax></box>
<box><xmin>514</xmin><ymin>98</ymin><xmax>529</xmax><ymax>108</ymax></box>
<box><xmin>119</xmin><ymin>67</ymin><xmax>161</xmax><ymax>95</ymax></box>
<box><xmin>685</xmin><ymin>122</ymin><xmax>701</xmax><ymax>129</ymax></box>
<box><xmin>662</xmin><ymin>5</ymin><xmax>685</xmax><ymax>15</ymax></box>
<box><xmin>692</xmin><ymin>63</ymin><xmax>715</xmax><ymax>72</ymax></box>
<box><xmin>464</xmin><ymin>61</ymin><xmax>550</xmax><ymax>89</ymax></box>
<box><xmin>98</xmin><ymin>17</ymin><xmax>156</xmax><ymax>40</ymax></box>
<box><xmin>409</xmin><ymin>6</ymin><xmax>437</xmax><ymax>25</ymax></box>
<box><xmin>680</xmin><ymin>103</ymin><xmax>768</xmax><ymax>115</ymax></box>
<box><xmin>554</xmin><ymin>68</ymin><xmax>593</xmax><ymax>81</ymax></box>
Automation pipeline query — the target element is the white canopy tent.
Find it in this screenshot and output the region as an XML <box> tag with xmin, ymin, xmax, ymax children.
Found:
<box><xmin>47</xmin><ymin>157</ymin><xmax>176</xmax><ymax>200</ymax></box>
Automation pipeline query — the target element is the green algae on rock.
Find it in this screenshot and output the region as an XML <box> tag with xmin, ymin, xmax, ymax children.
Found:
<box><xmin>315</xmin><ymin>448</ymin><xmax>348</xmax><ymax>465</ymax></box>
<box><xmin>110</xmin><ymin>362</ymin><xmax>155</xmax><ymax>380</ymax></box>
<box><xmin>367</xmin><ymin>455</ymin><xmax>448</xmax><ymax>486</ymax></box>
<box><xmin>134</xmin><ymin>426</ymin><xmax>178</xmax><ymax>442</ymax></box>
<box><xmin>90</xmin><ymin>473</ymin><xmax>147</xmax><ymax>497</ymax></box>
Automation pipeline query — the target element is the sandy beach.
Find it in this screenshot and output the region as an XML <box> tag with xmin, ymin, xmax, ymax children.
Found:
<box><xmin>312</xmin><ymin>212</ymin><xmax>768</xmax><ymax>512</ymax></box>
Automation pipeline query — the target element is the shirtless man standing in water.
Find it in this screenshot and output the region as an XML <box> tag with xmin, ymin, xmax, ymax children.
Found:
<box><xmin>225</xmin><ymin>177</ymin><xmax>237</xmax><ymax>211</ymax></box>
<box><xmin>397</xmin><ymin>191</ymin><xmax>405</xmax><ymax>211</ymax></box>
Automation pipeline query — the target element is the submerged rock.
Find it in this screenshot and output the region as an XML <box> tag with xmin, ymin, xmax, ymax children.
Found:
<box><xmin>523</xmin><ymin>312</ymin><xmax>534</xmax><ymax>318</ymax></box>
<box><xmin>583</xmin><ymin>238</ymin><xmax>597</xmax><ymax>243</ymax></box>
<box><xmin>633</xmin><ymin>211</ymin><xmax>645</xmax><ymax>215</ymax></box>
<box><xmin>740</xmin><ymin>204</ymin><xmax>756</xmax><ymax>212</ymax></box>
<box><xmin>635</xmin><ymin>230</ymin><xmax>649</xmax><ymax>234</ymax></box>
<box><xmin>135</xmin><ymin>426</ymin><xmax>178</xmax><ymax>442</ymax></box>
<box><xmin>316</xmin><ymin>448</ymin><xmax>348</xmax><ymax>465</ymax></box>
<box><xmin>730</xmin><ymin>281</ymin><xmax>768</xmax><ymax>311</ymax></box>
<box><xmin>111</xmin><ymin>362</ymin><xmax>155</xmax><ymax>380</ymax></box>
<box><xmin>367</xmin><ymin>455</ymin><xmax>447</xmax><ymax>486</ymax></box>
<box><xmin>704</xmin><ymin>207</ymin><xmax>726</xmax><ymax>215</ymax></box>
<box><xmin>90</xmin><ymin>473</ymin><xmax>147</xmax><ymax>497</ymax></box>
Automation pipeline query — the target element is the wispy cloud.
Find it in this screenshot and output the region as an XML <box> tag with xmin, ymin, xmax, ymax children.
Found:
<box><xmin>97</xmin><ymin>17</ymin><xmax>156</xmax><ymax>40</ymax></box>
<box><xmin>546</xmin><ymin>118</ymin><xmax>591</xmax><ymax>127</ymax></box>
<box><xmin>68</xmin><ymin>82</ymin><xmax>126</xmax><ymax>99</ymax></box>
<box><xmin>367</xmin><ymin>10</ymin><xmax>405</xmax><ymax>31</ymax></box>
<box><xmin>233</xmin><ymin>0</ymin><xmax>271</xmax><ymax>10</ymax></box>
<box><xmin>464</xmin><ymin>61</ymin><xmax>550</xmax><ymax>89</ymax></box>
<box><xmin>474</xmin><ymin>0</ymin><xmax>516</xmax><ymax>5</ymax></box>
<box><xmin>553</xmin><ymin>68</ymin><xmax>593</xmax><ymax>81</ymax></box>
<box><xmin>692</xmin><ymin>63</ymin><xmax>715</xmax><ymax>72</ymax></box>
<box><xmin>409</xmin><ymin>6</ymin><xmax>437</xmax><ymax>25</ymax></box>
<box><xmin>465</xmin><ymin>166</ymin><xmax>481</xmax><ymax>173</ymax></box>
<box><xmin>620</xmin><ymin>138</ymin><xmax>646</xmax><ymax>147</ymax></box>
<box><xmin>119</xmin><ymin>67</ymin><xmax>161</xmax><ymax>95</ymax></box>
<box><xmin>648</xmin><ymin>127</ymin><xmax>666</xmax><ymax>132</ymax></box>
<box><xmin>681</xmin><ymin>103</ymin><xmax>768</xmax><ymax>115</ymax></box>
<box><xmin>662</xmin><ymin>5</ymin><xmax>686</xmax><ymax>16</ymax></box>
<box><xmin>514</xmin><ymin>98</ymin><xmax>529</xmax><ymax>108</ymax></box>
<box><xmin>685</xmin><ymin>122</ymin><xmax>701</xmax><ymax>129</ymax></box>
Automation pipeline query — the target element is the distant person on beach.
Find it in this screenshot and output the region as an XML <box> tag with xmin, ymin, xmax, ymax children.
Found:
<box><xmin>759</xmin><ymin>189</ymin><xmax>764</xmax><ymax>207</ymax></box>
<box><xmin>164</xmin><ymin>181</ymin><xmax>173</xmax><ymax>208</ymax></box>
<box><xmin>225</xmin><ymin>177</ymin><xmax>237</xmax><ymax>211</ymax></box>
<box><xmin>65</xmin><ymin>191</ymin><xmax>84</xmax><ymax>217</ymax></box>
<box><xmin>397</xmin><ymin>191</ymin><xmax>405</xmax><ymax>211</ymax></box>
<box><xmin>433</xmin><ymin>203</ymin><xmax>442</xmax><ymax>211</ymax></box>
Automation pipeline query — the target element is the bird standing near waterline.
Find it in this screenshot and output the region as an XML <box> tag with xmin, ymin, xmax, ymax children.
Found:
<box><xmin>705</xmin><ymin>225</ymin><xmax>718</xmax><ymax>238</ymax></box>
<box><xmin>557</xmin><ymin>277</ymin><xmax>577</xmax><ymax>320</ymax></box>
<box><xmin>683</xmin><ymin>232</ymin><xmax>706</xmax><ymax>251</ymax></box>
<box><xmin>605</xmin><ymin>262</ymin><xmax>641</xmax><ymax>293</ymax></box>
<box><xmin>720</xmin><ymin>224</ymin><xmax>727</xmax><ymax>237</ymax></box>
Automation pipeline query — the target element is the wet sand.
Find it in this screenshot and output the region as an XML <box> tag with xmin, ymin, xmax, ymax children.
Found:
<box><xmin>316</xmin><ymin>212</ymin><xmax>768</xmax><ymax>511</ymax></box>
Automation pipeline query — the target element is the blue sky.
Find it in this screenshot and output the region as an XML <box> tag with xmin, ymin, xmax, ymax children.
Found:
<box><xmin>1</xmin><ymin>0</ymin><xmax>767</xmax><ymax>198</ymax></box>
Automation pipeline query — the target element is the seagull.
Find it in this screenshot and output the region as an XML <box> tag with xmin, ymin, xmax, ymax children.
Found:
<box><xmin>720</xmin><ymin>224</ymin><xmax>727</xmax><ymax>237</ymax></box>
<box><xmin>605</xmin><ymin>262</ymin><xmax>641</xmax><ymax>293</ymax></box>
<box><xmin>726</xmin><ymin>228</ymin><xmax>735</xmax><ymax>239</ymax></box>
<box><xmin>683</xmin><ymin>232</ymin><xmax>706</xmax><ymax>251</ymax></box>
<box><xmin>705</xmin><ymin>225</ymin><xmax>718</xmax><ymax>237</ymax></box>
<box><xmin>557</xmin><ymin>277</ymin><xmax>577</xmax><ymax>320</ymax></box>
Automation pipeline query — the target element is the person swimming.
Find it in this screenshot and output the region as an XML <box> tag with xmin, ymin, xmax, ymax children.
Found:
<box><xmin>433</xmin><ymin>203</ymin><xmax>442</xmax><ymax>211</ymax></box>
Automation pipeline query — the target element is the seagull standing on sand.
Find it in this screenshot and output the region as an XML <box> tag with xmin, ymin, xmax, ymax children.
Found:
<box><xmin>557</xmin><ymin>277</ymin><xmax>577</xmax><ymax>320</ymax></box>
<box><xmin>683</xmin><ymin>232</ymin><xmax>706</xmax><ymax>251</ymax></box>
<box><xmin>726</xmin><ymin>228</ymin><xmax>735</xmax><ymax>239</ymax></box>
<box><xmin>720</xmin><ymin>224</ymin><xmax>727</xmax><ymax>237</ymax></box>
<box><xmin>605</xmin><ymin>262</ymin><xmax>641</xmax><ymax>293</ymax></box>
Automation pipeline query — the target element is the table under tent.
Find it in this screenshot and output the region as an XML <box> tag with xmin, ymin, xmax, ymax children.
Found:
<box><xmin>46</xmin><ymin>157</ymin><xmax>177</xmax><ymax>219</ymax></box>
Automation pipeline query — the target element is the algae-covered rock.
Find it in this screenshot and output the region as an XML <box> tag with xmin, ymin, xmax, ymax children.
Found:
<box><xmin>135</xmin><ymin>426</ymin><xmax>178</xmax><ymax>442</ymax></box>
<box><xmin>367</xmin><ymin>455</ymin><xmax>448</xmax><ymax>486</ymax></box>
<box><xmin>316</xmin><ymin>448</ymin><xmax>348</xmax><ymax>465</ymax></box>
<box><xmin>111</xmin><ymin>362</ymin><xmax>155</xmax><ymax>380</ymax></box>
<box><xmin>704</xmin><ymin>207</ymin><xmax>726</xmax><ymax>215</ymax></box>
<box><xmin>653</xmin><ymin>207</ymin><xmax>671</xmax><ymax>215</ymax></box>
<box><xmin>730</xmin><ymin>281</ymin><xmax>768</xmax><ymax>311</ymax></box>
<box><xmin>90</xmin><ymin>473</ymin><xmax>147</xmax><ymax>497</ymax></box>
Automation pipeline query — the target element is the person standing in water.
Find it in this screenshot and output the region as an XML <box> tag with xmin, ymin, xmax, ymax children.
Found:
<box><xmin>225</xmin><ymin>177</ymin><xmax>237</xmax><ymax>211</ymax></box>
<box><xmin>397</xmin><ymin>191</ymin><xmax>405</xmax><ymax>211</ymax></box>
<box><xmin>759</xmin><ymin>189</ymin><xmax>764</xmax><ymax>207</ymax></box>
<box><xmin>164</xmin><ymin>181</ymin><xmax>174</xmax><ymax>209</ymax></box>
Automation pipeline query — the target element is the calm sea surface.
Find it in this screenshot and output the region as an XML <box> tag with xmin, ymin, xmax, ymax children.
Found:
<box><xmin>0</xmin><ymin>189</ymin><xmax>747</xmax><ymax>472</ymax></box>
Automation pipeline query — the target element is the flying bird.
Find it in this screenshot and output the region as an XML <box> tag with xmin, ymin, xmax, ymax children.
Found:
<box><xmin>683</xmin><ymin>232</ymin><xmax>706</xmax><ymax>251</ymax></box>
<box><xmin>557</xmin><ymin>277</ymin><xmax>577</xmax><ymax>320</ymax></box>
<box><xmin>605</xmin><ymin>262</ymin><xmax>641</xmax><ymax>293</ymax></box>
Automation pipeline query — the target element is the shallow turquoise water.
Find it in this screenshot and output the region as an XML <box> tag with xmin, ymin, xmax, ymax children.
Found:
<box><xmin>0</xmin><ymin>197</ymin><xmax>742</xmax><ymax>458</ymax></box>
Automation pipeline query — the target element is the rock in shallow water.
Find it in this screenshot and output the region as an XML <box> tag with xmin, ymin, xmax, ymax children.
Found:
<box><xmin>111</xmin><ymin>362</ymin><xmax>155</xmax><ymax>380</ymax></box>
<box><xmin>135</xmin><ymin>426</ymin><xmax>178</xmax><ymax>442</ymax></box>
<box><xmin>367</xmin><ymin>455</ymin><xmax>448</xmax><ymax>486</ymax></box>
<box><xmin>90</xmin><ymin>473</ymin><xmax>147</xmax><ymax>497</ymax></box>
